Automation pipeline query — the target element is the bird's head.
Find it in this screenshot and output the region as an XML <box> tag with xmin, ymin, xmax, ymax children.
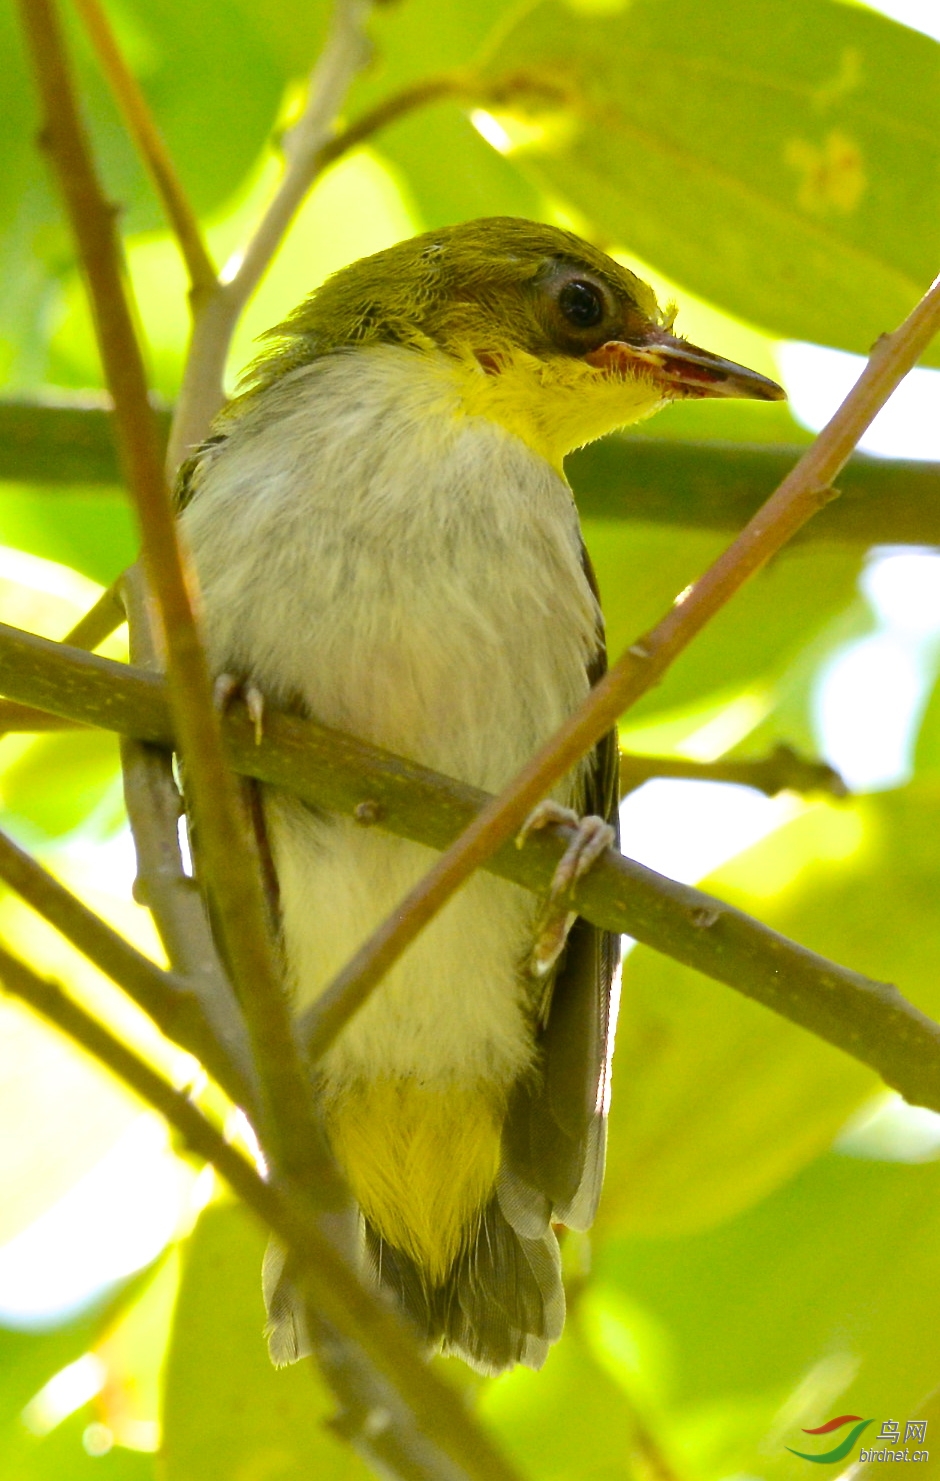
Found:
<box><xmin>249</xmin><ymin>217</ymin><xmax>784</xmax><ymax>468</ymax></box>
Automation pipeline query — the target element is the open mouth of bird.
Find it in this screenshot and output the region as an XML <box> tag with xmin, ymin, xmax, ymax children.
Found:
<box><xmin>583</xmin><ymin>335</ymin><xmax>786</xmax><ymax>402</ymax></box>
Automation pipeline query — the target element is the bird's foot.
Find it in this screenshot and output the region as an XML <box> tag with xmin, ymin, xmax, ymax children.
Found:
<box><xmin>213</xmin><ymin>672</ymin><xmax>266</xmax><ymax>745</ymax></box>
<box><xmin>516</xmin><ymin>801</ymin><xmax>616</xmax><ymax>978</ymax></box>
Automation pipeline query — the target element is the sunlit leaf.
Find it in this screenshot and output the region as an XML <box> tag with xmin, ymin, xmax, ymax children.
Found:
<box><xmin>161</xmin><ymin>1203</ymin><xmax>370</xmax><ymax>1481</ymax></box>
<box><xmin>597</xmin><ymin>1153</ymin><xmax>940</xmax><ymax>1479</ymax></box>
<box><xmin>583</xmin><ymin>519</ymin><xmax>862</xmax><ymax>718</ymax></box>
<box><xmin>483</xmin><ymin>0</ymin><xmax>940</xmax><ymax>362</ymax></box>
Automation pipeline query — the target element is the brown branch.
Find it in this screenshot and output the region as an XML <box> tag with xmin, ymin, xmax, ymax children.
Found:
<box><xmin>303</xmin><ymin>271</ymin><xmax>940</xmax><ymax>1059</ymax></box>
<box><xmin>0</xmin><ymin>940</ymin><xmax>524</xmax><ymax>1481</ymax></box>
<box><xmin>0</xmin><ymin>700</ymin><xmax>79</xmax><ymax>732</ymax></box>
<box><xmin>70</xmin><ymin>0</ymin><xmax>217</xmax><ymax>301</ymax></box>
<box><xmin>0</xmin><ymin>585</ymin><xmax>125</xmax><ymax>736</ymax></box>
<box><xmin>168</xmin><ymin>0</ymin><xmax>375</xmax><ymax>467</ymax></box>
<box><xmin>13</xmin><ymin>396</ymin><xmax>940</xmax><ymax>549</ymax></box>
<box><xmin>316</xmin><ymin>70</ymin><xmax>472</xmax><ymax>169</ymax></box>
<box><xmin>18</xmin><ymin>0</ymin><xmax>320</xmax><ymax>1188</ymax></box>
<box><xmin>0</xmin><ymin>825</ymin><xmax>254</xmax><ymax>1105</ymax></box>
<box><xmin>619</xmin><ymin>743</ymin><xmax>848</xmax><ymax>799</ymax></box>
<box><xmin>305</xmin><ymin>1299</ymin><xmax>481</xmax><ymax>1481</ymax></box>
<box><xmin>119</xmin><ymin>565</ymin><xmax>257</xmax><ymax>1110</ymax></box>
<box><xmin>3</xmin><ymin>622</ymin><xmax>939</xmax><ymax>1114</ymax></box>
<box><xmin>63</xmin><ymin>581</ymin><xmax>125</xmax><ymax>650</ymax></box>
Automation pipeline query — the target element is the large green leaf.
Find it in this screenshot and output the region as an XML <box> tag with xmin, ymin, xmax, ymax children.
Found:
<box><xmin>1</xmin><ymin>0</ymin><xmax>326</xmax><ymax>381</ymax></box>
<box><xmin>480</xmin><ymin>1321</ymin><xmax>644</xmax><ymax>1481</ymax></box>
<box><xmin>0</xmin><ymin>488</ymin><xmax>138</xmax><ymax>587</ymax></box>
<box><xmin>603</xmin><ymin>781</ymin><xmax>940</xmax><ymax>1241</ymax></box>
<box><xmin>161</xmin><ymin>1202</ymin><xmax>370</xmax><ymax>1481</ymax></box>
<box><xmin>592</xmin><ymin>1153</ymin><xmax>940</xmax><ymax>1479</ymax></box>
<box><xmin>0</xmin><ymin>1266</ymin><xmax>160</xmax><ymax>1480</ymax></box>
<box><xmin>375</xmin><ymin>106</ymin><xmax>542</xmax><ymax>231</ymax></box>
<box><xmin>483</xmin><ymin>0</ymin><xmax>940</xmax><ymax>363</ymax></box>
<box><xmin>583</xmin><ymin>517</ymin><xmax>862</xmax><ymax>718</ymax></box>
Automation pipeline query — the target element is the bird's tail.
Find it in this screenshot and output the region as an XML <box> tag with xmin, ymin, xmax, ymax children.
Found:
<box><xmin>366</xmin><ymin>1176</ymin><xmax>564</xmax><ymax>1374</ymax></box>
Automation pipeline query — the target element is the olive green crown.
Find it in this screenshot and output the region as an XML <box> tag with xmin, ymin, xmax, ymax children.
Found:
<box><xmin>244</xmin><ymin>217</ymin><xmax>663</xmax><ymax>393</ymax></box>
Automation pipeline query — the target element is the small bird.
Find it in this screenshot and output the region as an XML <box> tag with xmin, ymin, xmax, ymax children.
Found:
<box><xmin>177</xmin><ymin>218</ymin><xmax>783</xmax><ymax>1373</ymax></box>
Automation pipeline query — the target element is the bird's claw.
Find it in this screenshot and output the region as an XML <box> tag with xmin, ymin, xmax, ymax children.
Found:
<box><xmin>516</xmin><ymin>801</ymin><xmax>616</xmax><ymax>977</ymax></box>
<box><xmin>213</xmin><ymin>672</ymin><xmax>266</xmax><ymax>745</ymax></box>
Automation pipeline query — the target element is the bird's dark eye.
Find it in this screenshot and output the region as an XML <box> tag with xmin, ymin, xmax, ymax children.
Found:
<box><xmin>557</xmin><ymin>279</ymin><xmax>606</xmax><ymax>330</ymax></box>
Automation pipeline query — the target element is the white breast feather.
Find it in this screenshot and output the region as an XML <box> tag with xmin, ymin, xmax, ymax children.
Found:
<box><xmin>181</xmin><ymin>346</ymin><xmax>602</xmax><ymax>1092</ymax></box>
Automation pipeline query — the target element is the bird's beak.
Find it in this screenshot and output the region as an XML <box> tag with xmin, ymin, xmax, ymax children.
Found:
<box><xmin>583</xmin><ymin>330</ymin><xmax>786</xmax><ymax>402</ymax></box>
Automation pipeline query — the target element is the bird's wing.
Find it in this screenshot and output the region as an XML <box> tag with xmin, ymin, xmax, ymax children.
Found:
<box><xmin>500</xmin><ymin>540</ymin><xmax>620</xmax><ymax>1231</ymax></box>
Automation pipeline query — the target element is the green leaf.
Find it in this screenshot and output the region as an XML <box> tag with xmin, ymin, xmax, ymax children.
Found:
<box><xmin>481</xmin><ymin>1321</ymin><xmax>644</xmax><ymax>1480</ymax></box>
<box><xmin>0</xmin><ymin>732</ymin><xmax>122</xmax><ymax>840</ymax></box>
<box><xmin>603</xmin><ymin>849</ymin><xmax>874</xmax><ymax>1239</ymax></box>
<box><xmin>375</xmin><ymin>105</ymin><xmax>542</xmax><ymax>230</ymax></box>
<box><xmin>0</xmin><ymin>1267</ymin><xmax>160</xmax><ymax>1479</ymax></box>
<box><xmin>9</xmin><ymin>1409</ymin><xmax>156</xmax><ymax>1481</ymax></box>
<box><xmin>913</xmin><ymin>665</ymin><xmax>940</xmax><ymax>777</ymax></box>
<box><xmin>483</xmin><ymin>0</ymin><xmax>940</xmax><ymax>362</ymax></box>
<box><xmin>1</xmin><ymin>0</ymin><xmax>324</xmax><ymax>380</ymax></box>
<box><xmin>583</xmin><ymin>519</ymin><xmax>862</xmax><ymax>718</ymax></box>
<box><xmin>594</xmin><ymin>1154</ymin><xmax>940</xmax><ymax>1479</ymax></box>
<box><xmin>605</xmin><ymin>778</ymin><xmax>940</xmax><ymax>1241</ymax></box>
<box><xmin>161</xmin><ymin>1202</ymin><xmax>370</xmax><ymax>1481</ymax></box>
<box><xmin>0</xmin><ymin>488</ymin><xmax>138</xmax><ymax>587</ymax></box>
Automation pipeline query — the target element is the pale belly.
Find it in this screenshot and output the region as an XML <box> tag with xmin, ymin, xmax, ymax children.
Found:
<box><xmin>180</xmin><ymin>349</ymin><xmax>601</xmax><ymax>1095</ymax></box>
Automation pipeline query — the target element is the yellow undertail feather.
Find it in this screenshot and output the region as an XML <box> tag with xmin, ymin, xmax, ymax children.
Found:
<box><xmin>325</xmin><ymin>1080</ymin><xmax>503</xmax><ymax>1283</ymax></box>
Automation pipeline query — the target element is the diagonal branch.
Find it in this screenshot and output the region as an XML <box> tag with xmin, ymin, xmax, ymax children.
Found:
<box><xmin>0</xmin><ymin>940</ymin><xmax>524</xmax><ymax>1481</ymax></box>
<box><xmin>619</xmin><ymin>744</ymin><xmax>847</xmax><ymax>799</ymax></box>
<box><xmin>0</xmin><ymin>825</ymin><xmax>254</xmax><ymax>1106</ymax></box>
<box><xmin>304</xmin><ymin>268</ymin><xmax>940</xmax><ymax>1056</ymax></box>
<box><xmin>2</xmin><ymin>621</ymin><xmax>940</xmax><ymax>1115</ymax></box>
<box><xmin>18</xmin><ymin>0</ymin><xmax>321</xmax><ymax>1189</ymax></box>
<box><xmin>119</xmin><ymin>563</ymin><xmax>257</xmax><ymax>1110</ymax></box>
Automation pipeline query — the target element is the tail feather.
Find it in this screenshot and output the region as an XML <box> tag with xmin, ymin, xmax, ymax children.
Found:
<box><xmin>365</xmin><ymin>1194</ymin><xmax>563</xmax><ymax>1376</ymax></box>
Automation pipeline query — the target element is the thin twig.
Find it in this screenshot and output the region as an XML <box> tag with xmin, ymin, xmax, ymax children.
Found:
<box><xmin>18</xmin><ymin>0</ymin><xmax>320</xmax><ymax>1187</ymax></box>
<box><xmin>119</xmin><ymin>565</ymin><xmax>257</xmax><ymax>1109</ymax></box>
<box><xmin>0</xmin><ymin>825</ymin><xmax>253</xmax><ymax>1105</ymax></box>
<box><xmin>303</xmin><ymin>273</ymin><xmax>940</xmax><ymax>1054</ymax></box>
<box><xmin>70</xmin><ymin>0</ymin><xmax>217</xmax><ymax>302</ymax></box>
<box><xmin>168</xmin><ymin>0</ymin><xmax>374</xmax><ymax>468</ymax></box>
<box><xmin>2</xmin><ymin>623</ymin><xmax>939</xmax><ymax>1114</ymax></box>
<box><xmin>619</xmin><ymin>743</ymin><xmax>848</xmax><ymax>798</ymax></box>
<box><xmin>0</xmin><ymin>940</ymin><xmax>524</xmax><ymax>1481</ymax></box>
<box><xmin>63</xmin><ymin>581</ymin><xmax>126</xmax><ymax>650</ymax></box>
<box><xmin>306</xmin><ymin>1299</ymin><xmax>476</xmax><ymax>1481</ymax></box>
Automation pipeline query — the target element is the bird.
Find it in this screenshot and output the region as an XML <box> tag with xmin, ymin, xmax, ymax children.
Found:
<box><xmin>175</xmin><ymin>217</ymin><xmax>784</xmax><ymax>1374</ymax></box>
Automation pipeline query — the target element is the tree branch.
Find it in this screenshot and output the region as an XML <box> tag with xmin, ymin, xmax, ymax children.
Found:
<box><xmin>119</xmin><ymin>565</ymin><xmax>257</xmax><ymax>1110</ymax></box>
<box><xmin>19</xmin><ymin>0</ymin><xmax>321</xmax><ymax>1188</ymax></box>
<box><xmin>168</xmin><ymin>0</ymin><xmax>375</xmax><ymax>467</ymax></box>
<box><xmin>0</xmin><ymin>825</ymin><xmax>254</xmax><ymax>1106</ymax></box>
<box><xmin>70</xmin><ymin>0</ymin><xmax>217</xmax><ymax>301</ymax></box>
<box><xmin>2</xmin><ymin>620</ymin><xmax>939</xmax><ymax>1114</ymax></box>
<box><xmin>619</xmin><ymin>743</ymin><xmax>847</xmax><ymax>799</ymax></box>
<box><xmin>8</xmin><ymin>396</ymin><xmax>940</xmax><ymax>547</ymax></box>
<box><xmin>304</xmin><ymin>267</ymin><xmax>940</xmax><ymax>1055</ymax></box>
<box><xmin>0</xmin><ymin>940</ymin><xmax>524</xmax><ymax>1481</ymax></box>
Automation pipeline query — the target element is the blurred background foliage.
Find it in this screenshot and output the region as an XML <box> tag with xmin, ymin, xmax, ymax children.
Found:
<box><xmin>2</xmin><ymin>0</ymin><xmax>940</xmax><ymax>1476</ymax></box>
